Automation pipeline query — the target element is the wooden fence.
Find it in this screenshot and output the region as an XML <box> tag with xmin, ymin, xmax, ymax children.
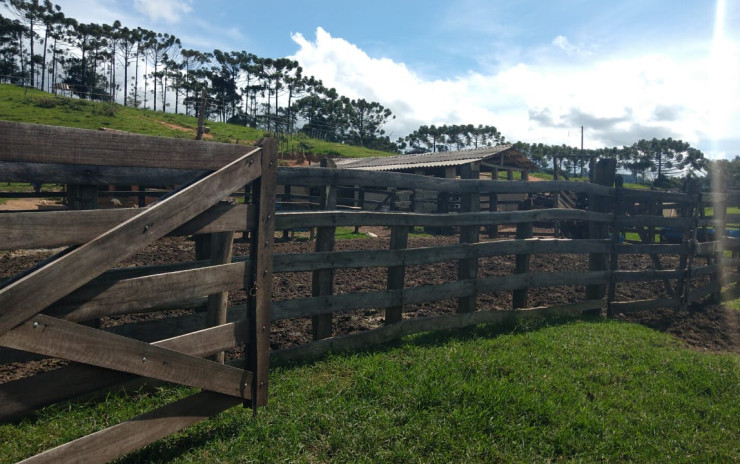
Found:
<box><xmin>0</xmin><ymin>122</ymin><xmax>276</xmax><ymax>463</ymax></box>
<box><xmin>1</xmin><ymin>121</ymin><xmax>738</xmax><ymax>462</ymax></box>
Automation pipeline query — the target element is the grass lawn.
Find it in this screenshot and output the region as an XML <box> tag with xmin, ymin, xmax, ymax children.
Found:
<box><xmin>0</xmin><ymin>84</ymin><xmax>393</xmax><ymax>159</ymax></box>
<box><xmin>2</xmin><ymin>318</ymin><xmax>738</xmax><ymax>463</ymax></box>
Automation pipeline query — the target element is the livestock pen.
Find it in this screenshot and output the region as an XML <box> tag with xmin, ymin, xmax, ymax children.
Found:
<box><xmin>1</xmin><ymin>122</ymin><xmax>737</xmax><ymax>462</ymax></box>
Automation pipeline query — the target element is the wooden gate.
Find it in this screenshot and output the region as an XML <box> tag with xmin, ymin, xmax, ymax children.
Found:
<box><xmin>0</xmin><ymin>122</ymin><xmax>276</xmax><ymax>462</ymax></box>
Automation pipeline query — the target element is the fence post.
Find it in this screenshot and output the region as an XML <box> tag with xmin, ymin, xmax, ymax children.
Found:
<box><xmin>247</xmin><ymin>137</ymin><xmax>277</xmax><ymax>409</ymax></box>
<box><xmin>311</xmin><ymin>159</ymin><xmax>337</xmax><ymax>340</ymax></box>
<box><xmin>487</xmin><ymin>167</ymin><xmax>499</xmax><ymax>238</ymax></box>
<box><xmin>66</xmin><ymin>184</ymin><xmax>98</xmax><ymax>210</ymax></box>
<box><xmin>385</xmin><ymin>225</ymin><xmax>410</xmax><ymax>324</ymax></box>
<box><xmin>586</xmin><ymin>158</ymin><xmax>616</xmax><ymax>304</ymax></box>
<box><xmin>513</xmin><ymin>198</ymin><xmax>533</xmax><ymax>309</ymax></box>
<box><xmin>458</xmin><ymin>162</ymin><xmax>480</xmax><ymax>313</ymax></box>
<box><xmin>606</xmin><ymin>176</ymin><xmax>623</xmax><ymax>318</ymax></box>
<box><xmin>205</xmin><ymin>231</ymin><xmax>235</xmax><ymax>363</ymax></box>
<box><xmin>678</xmin><ymin>179</ymin><xmax>701</xmax><ymax>306</ymax></box>
<box><xmin>712</xmin><ymin>173</ymin><xmax>728</xmax><ymax>303</ymax></box>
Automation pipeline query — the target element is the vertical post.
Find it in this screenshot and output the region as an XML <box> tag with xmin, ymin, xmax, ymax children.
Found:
<box><xmin>712</xmin><ymin>173</ymin><xmax>728</xmax><ymax>303</ymax></box>
<box><xmin>458</xmin><ymin>162</ymin><xmax>480</xmax><ymax>313</ymax></box>
<box><xmin>66</xmin><ymin>184</ymin><xmax>98</xmax><ymax>210</ymax></box>
<box><xmin>385</xmin><ymin>225</ymin><xmax>409</xmax><ymax>325</ymax></box>
<box><xmin>678</xmin><ymin>179</ymin><xmax>701</xmax><ymax>306</ymax></box>
<box><xmin>247</xmin><ymin>137</ymin><xmax>277</xmax><ymax>409</ymax></box>
<box><xmin>513</xmin><ymin>198</ymin><xmax>533</xmax><ymax>309</ymax></box>
<box><xmin>311</xmin><ymin>159</ymin><xmax>337</xmax><ymax>340</ymax></box>
<box><xmin>606</xmin><ymin>176</ymin><xmax>624</xmax><ymax>317</ymax></box>
<box><xmin>488</xmin><ymin>168</ymin><xmax>499</xmax><ymax>238</ymax></box>
<box><xmin>205</xmin><ymin>231</ymin><xmax>235</xmax><ymax>363</ymax></box>
<box><xmin>436</xmin><ymin>166</ymin><xmax>457</xmax><ymax>235</ymax></box>
<box><xmin>196</xmin><ymin>88</ymin><xmax>207</xmax><ymax>141</ymax></box>
<box><xmin>586</xmin><ymin>158</ymin><xmax>616</xmax><ymax>304</ymax></box>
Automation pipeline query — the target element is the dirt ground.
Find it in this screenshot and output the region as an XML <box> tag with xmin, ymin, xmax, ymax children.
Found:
<box><xmin>1</xmin><ymin>225</ymin><xmax>739</xmax><ymax>384</ymax></box>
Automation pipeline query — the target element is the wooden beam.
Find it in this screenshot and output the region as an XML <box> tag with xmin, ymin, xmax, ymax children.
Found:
<box><xmin>0</xmin><ymin>204</ymin><xmax>254</xmax><ymax>251</ymax></box>
<box><xmin>513</xmin><ymin>199</ymin><xmax>533</xmax><ymax>309</ymax></box>
<box><xmin>206</xmin><ymin>232</ymin><xmax>236</xmax><ymax>364</ymax></box>
<box><xmin>0</xmin><ymin>160</ymin><xmax>208</xmax><ymax>186</ymax></box>
<box><xmin>18</xmin><ymin>391</ymin><xmax>241</xmax><ymax>464</ymax></box>
<box><xmin>47</xmin><ymin>262</ymin><xmax>247</xmax><ymax>322</ymax></box>
<box><xmin>277</xmin><ymin>167</ymin><xmax>614</xmax><ymax>196</ymax></box>
<box><xmin>0</xmin><ymin>121</ymin><xmax>253</xmax><ymax>170</ymax></box>
<box><xmin>249</xmin><ymin>138</ymin><xmax>277</xmax><ymax>408</ymax></box>
<box><xmin>458</xmin><ymin>162</ymin><xmax>480</xmax><ymax>313</ymax></box>
<box><xmin>0</xmin><ymin>147</ymin><xmax>261</xmax><ymax>336</ymax></box>
<box><xmin>0</xmin><ymin>315</ymin><xmax>252</xmax><ymax>398</ymax></box>
<box><xmin>275</xmin><ymin>208</ymin><xmax>612</xmax><ymax>229</ymax></box>
<box><xmin>385</xmin><ymin>226</ymin><xmax>409</xmax><ymax>324</ymax></box>
<box><xmin>0</xmin><ymin>316</ymin><xmax>249</xmax><ymax>420</ymax></box>
<box><xmin>272</xmin><ymin>239</ymin><xmax>611</xmax><ymax>272</ymax></box>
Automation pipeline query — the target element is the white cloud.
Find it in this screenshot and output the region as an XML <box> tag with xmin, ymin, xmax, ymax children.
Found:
<box><xmin>291</xmin><ymin>27</ymin><xmax>740</xmax><ymax>158</ymax></box>
<box><xmin>133</xmin><ymin>0</ymin><xmax>192</xmax><ymax>24</ymax></box>
<box><xmin>552</xmin><ymin>35</ymin><xmax>593</xmax><ymax>57</ymax></box>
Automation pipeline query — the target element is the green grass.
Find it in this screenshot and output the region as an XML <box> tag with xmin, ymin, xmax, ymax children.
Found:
<box><xmin>2</xmin><ymin>319</ymin><xmax>738</xmax><ymax>463</ymax></box>
<box><xmin>0</xmin><ymin>84</ymin><xmax>394</xmax><ymax>159</ymax></box>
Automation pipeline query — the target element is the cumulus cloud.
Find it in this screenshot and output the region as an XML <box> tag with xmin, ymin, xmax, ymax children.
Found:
<box><xmin>291</xmin><ymin>27</ymin><xmax>740</xmax><ymax>157</ymax></box>
<box><xmin>133</xmin><ymin>0</ymin><xmax>192</xmax><ymax>24</ymax></box>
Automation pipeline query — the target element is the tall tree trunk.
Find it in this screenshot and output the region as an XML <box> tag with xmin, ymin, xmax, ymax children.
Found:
<box><xmin>40</xmin><ymin>29</ymin><xmax>49</xmax><ymax>91</ymax></box>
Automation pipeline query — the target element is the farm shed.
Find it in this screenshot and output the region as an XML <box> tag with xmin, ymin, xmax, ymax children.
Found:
<box><xmin>333</xmin><ymin>146</ymin><xmax>537</xmax><ymax>215</ymax></box>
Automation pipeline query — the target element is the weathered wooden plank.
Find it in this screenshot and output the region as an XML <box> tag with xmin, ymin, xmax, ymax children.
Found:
<box><xmin>273</xmin><ymin>300</ymin><xmax>602</xmax><ymax>364</ymax></box>
<box><xmin>311</xmin><ymin>161</ymin><xmax>338</xmax><ymax>342</ymax></box>
<box><xmin>278</xmin><ymin>167</ymin><xmax>614</xmax><ymax>196</ymax></box>
<box><xmin>275</xmin><ymin>208</ymin><xmax>612</xmax><ymax>229</ymax></box>
<box><xmin>17</xmin><ymin>391</ymin><xmax>241</xmax><ymax>464</ymax></box>
<box><xmin>0</xmin><ymin>160</ymin><xmax>208</xmax><ymax>186</ymax></box>
<box><xmin>385</xmin><ymin>226</ymin><xmax>410</xmax><ymax>325</ymax></box>
<box><xmin>0</xmin><ymin>204</ymin><xmax>253</xmax><ymax>251</ymax></box>
<box><xmin>0</xmin><ymin>147</ymin><xmax>261</xmax><ymax>336</ymax></box>
<box><xmin>587</xmin><ymin>159</ymin><xmax>616</xmax><ymax>302</ymax></box>
<box><xmin>613</xmin><ymin>269</ymin><xmax>683</xmax><ymax>282</ymax></box>
<box><xmin>0</xmin><ymin>121</ymin><xmax>253</xmax><ymax>170</ymax></box>
<box><xmin>609</xmin><ymin>298</ymin><xmax>681</xmax><ymax>313</ymax></box>
<box><xmin>0</xmin><ymin>319</ymin><xmax>249</xmax><ymax>420</ymax></box>
<box><xmin>271</xmin><ymin>272</ymin><xmax>608</xmax><ymax>320</ymax></box>
<box><xmin>249</xmin><ymin>138</ymin><xmax>277</xmax><ymax>408</ymax></box>
<box><xmin>0</xmin><ymin>315</ymin><xmax>251</xmax><ymax>398</ymax></box>
<box><xmin>513</xmin><ymin>199</ymin><xmax>533</xmax><ymax>309</ymax></box>
<box><xmin>457</xmin><ymin>162</ymin><xmax>480</xmax><ymax>313</ymax></box>
<box><xmin>273</xmin><ymin>239</ymin><xmax>609</xmax><ymax>273</ymax></box>
<box><xmin>47</xmin><ymin>262</ymin><xmax>247</xmax><ymax>322</ymax></box>
<box><xmin>205</xmin><ymin>232</ymin><xmax>236</xmax><ymax>364</ymax></box>
<box><xmin>615</xmin><ymin>243</ymin><xmax>687</xmax><ymax>255</ymax></box>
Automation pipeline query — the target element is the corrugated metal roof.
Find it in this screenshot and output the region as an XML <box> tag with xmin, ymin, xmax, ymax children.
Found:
<box><xmin>334</xmin><ymin>145</ymin><xmax>532</xmax><ymax>171</ymax></box>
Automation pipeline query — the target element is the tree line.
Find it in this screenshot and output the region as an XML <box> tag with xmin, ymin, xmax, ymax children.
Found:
<box><xmin>0</xmin><ymin>0</ymin><xmax>398</xmax><ymax>150</ymax></box>
<box><xmin>515</xmin><ymin>137</ymin><xmax>708</xmax><ymax>187</ymax></box>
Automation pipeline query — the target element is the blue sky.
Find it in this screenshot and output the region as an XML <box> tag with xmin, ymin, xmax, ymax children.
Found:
<box><xmin>14</xmin><ymin>0</ymin><xmax>740</xmax><ymax>158</ymax></box>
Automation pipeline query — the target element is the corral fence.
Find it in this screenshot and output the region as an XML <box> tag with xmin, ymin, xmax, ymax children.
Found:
<box><xmin>0</xmin><ymin>122</ymin><xmax>276</xmax><ymax>462</ymax></box>
<box><xmin>1</xmin><ymin>122</ymin><xmax>737</xmax><ymax>462</ymax></box>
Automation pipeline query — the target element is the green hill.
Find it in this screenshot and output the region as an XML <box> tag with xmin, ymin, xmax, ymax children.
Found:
<box><xmin>0</xmin><ymin>84</ymin><xmax>392</xmax><ymax>159</ymax></box>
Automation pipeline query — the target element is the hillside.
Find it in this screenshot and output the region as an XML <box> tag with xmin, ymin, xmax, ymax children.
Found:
<box><xmin>0</xmin><ymin>84</ymin><xmax>394</xmax><ymax>160</ymax></box>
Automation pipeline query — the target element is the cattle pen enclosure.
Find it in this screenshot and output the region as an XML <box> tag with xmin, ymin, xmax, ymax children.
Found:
<box><xmin>1</xmin><ymin>122</ymin><xmax>738</xmax><ymax>463</ymax></box>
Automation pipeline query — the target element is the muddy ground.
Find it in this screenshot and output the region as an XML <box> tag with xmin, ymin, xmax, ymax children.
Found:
<box><xmin>1</xmin><ymin>230</ymin><xmax>739</xmax><ymax>384</ymax></box>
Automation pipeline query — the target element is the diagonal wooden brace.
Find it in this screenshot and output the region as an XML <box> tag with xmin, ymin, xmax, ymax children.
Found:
<box><xmin>0</xmin><ymin>147</ymin><xmax>261</xmax><ymax>336</ymax></box>
<box><xmin>0</xmin><ymin>315</ymin><xmax>252</xmax><ymax>399</ymax></box>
